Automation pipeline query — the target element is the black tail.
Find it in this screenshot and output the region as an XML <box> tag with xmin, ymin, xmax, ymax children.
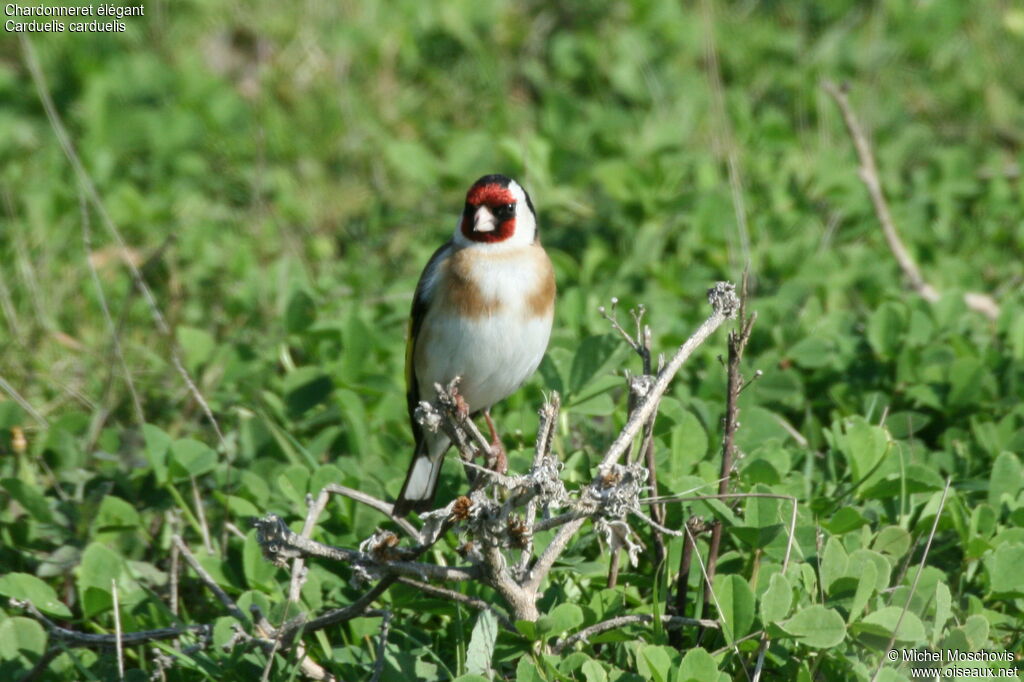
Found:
<box><xmin>393</xmin><ymin>440</ymin><xmax>444</xmax><ymax>517</ymax></box>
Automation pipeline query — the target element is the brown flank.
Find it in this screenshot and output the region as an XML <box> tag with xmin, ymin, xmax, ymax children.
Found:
<box><xmin>526</xmin><ymin>252</ymin><xmax>556</xmax><ymax>319</ymax></box>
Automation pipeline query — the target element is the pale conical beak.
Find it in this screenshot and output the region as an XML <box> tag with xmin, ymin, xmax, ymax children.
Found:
<box><xmin>473</xmin><ymin>206</ymin><xmax>497</xmax><ymax>233</ymax></box>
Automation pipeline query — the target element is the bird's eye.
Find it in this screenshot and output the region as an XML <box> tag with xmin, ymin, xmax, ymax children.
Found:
<box><xmin>495</xmin><ymin>203</ymin><xmax>515</xmax><ymax>219</ymax></box>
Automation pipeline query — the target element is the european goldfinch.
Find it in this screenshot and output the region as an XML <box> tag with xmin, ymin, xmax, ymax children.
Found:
<box><xmin>393</xmin><ymin>174</ymin><xmax>555</xmax><ymax>517</ymax></box>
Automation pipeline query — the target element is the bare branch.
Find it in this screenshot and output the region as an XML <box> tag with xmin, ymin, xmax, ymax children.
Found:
<box><xmin>369</xmin><ymin>611</ymin><xmax>393</xmax><ymax>682</ymax></box>
<box><xmin>318</xmin><ymin>485</ymin><xmax>419</xmax><ymax>540</ymax></box>
<box><xmin>518</xmin><ymin>394</ymin><xmax>561</xmax><ymax>575</ymax></box>
<box><xmin>552</xmin><ymin>613</ymin><xmax>719</xmax><ymax>654</ymax></box>
<box><xmin>11</xmin><ymin>598</ymin><xmax>208</xmax><ymax>648</ymax></box>
<box><xmin>397</xmin><ymin>578</ymin><xmax>517</xmax><ymax>632</ymax></box>
<box><xmin>600</xmin><ymin>283</ymin><xmax>738</xmax><ymax>469</ymax></box>
<box><xmin>253</xmin><ymin>514</ymin><xmax>480</xmax><ymax>583</ymax></box>
<box><xmin>822</xmin><ymin>80</ymin><xmax>999</xmax><ymax>320</ymax></box>
<box><xmin>172</xmin><ymin>535</ymin><xmax>247</xmax><ymax>623</ymax></box>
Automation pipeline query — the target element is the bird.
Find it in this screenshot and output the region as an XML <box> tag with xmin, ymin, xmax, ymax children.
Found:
<box><xmin>392</xmin><ymin>174</ymin><xmax>555</xmax><ymax>517</ymax></box>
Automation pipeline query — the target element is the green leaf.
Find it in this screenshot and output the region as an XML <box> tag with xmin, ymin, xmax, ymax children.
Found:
<box><xmin>714</xmin><ymin>574</ymin><xmax>755</xmax><ymax>642</ymax></box>
<box><xmin>947</xmin><ymin>357</ymin><xmax>987</xmax><ymax>407</ymax></box>
<box><xmin>515</xmin><ymin>620</ymin><xmax>538</xmax><ymax>641</ymax></box>
<box><xmin>537</xmin><ymin>603</ymin><xmax>583</xmax><ymax>639</ymax></box>
<box><xmin>867</xmin><ymin>302</ymin><xmax>906</xmax><ymax>358</ymax></box>
<box><xmin>0</xmin><ymin>616</ymin><xmax>47</xmax><ymax>663</ymax></box>
<box><xmin>465</xmin><ymin>610</ymin><xmax>498</xmax><ymax>676</ymax></box>
<box><xmin>284</xmin><ymin>367</ymin><xmax>334</xmax><ymax>418</ymax></box>
<box><xmin>989</xmin><ymin>452</ymin><xmax>1022</xmax><ymax>507</ymax></box>
<box><xmin>0</xmin><ymin>478</ymin><xmax>53</xmax><ymax>523</ymax></box>
<box><xmin>177</xmin><ymin>325</ymin><xmax>216</xmax><ymax>371</ymax></box>
<box><xmin>581</xmin><ymin>659</ymin><xmax>608</xmax><ymax>682</ymax></box>
<box><xmin>0</xmin><ymin>573</ymin><xmax>72</xmax><ymax>618</ymax></box>
<box><xmin>958</xmin><ymin>614</ymin><xmax>990</xmax><ymax>650</ymax></box>
<box><xmin>169</xmin><ymin>438</ymin><xmax>217</xmax><ymax>479</ymax></box>
<box><xmin>819</xmin><ymin>537</ymin><xmax>849</xmax><ymax>593</ymax></box>
<box><xmin>243</xmin><ymin>530</ymin><xmax>278</xmax><ymax>591</ymax></box>
<box><xmin>847</xmin><ymin>549</ymin><xmax>891</xmax><ymax>593</ymax></box>
<box><xmin>984</xmin><ymin>542</ymin><xmax>1024</xmax><ymax>595</ymax></box>
<box><xmin>676</xmin><ymin>647</ymin><xmax>717</xmax><ymax>682</ymax></box>
<box><xmin>568</xmin><ymin>334</ymin><xmax>625</xmax><ymax>395</ymax></box>
<box><xmin>787</xmin><ymin>336</ymin><xmax>833</xmax><ymax>369</ymax></box>
<box><xmin>847</xmin><ymin>560</ymin><xmax>877</xmax><ymax>624</ymax></box>
<box><xmin>822</xmin><ymin>507</ymin><xmax>868</xmax><ymax>535</ymax></box>
<box><xmin>852</xmin><ymin>606</ymin><xmax>926</xmax><ymax>644</ymax></box>
<box><xmin>143</xmin><ymin>423</ymin><xmax>172</xmax><ymax>485</ymax></box>
<box><xmin>638</xmin><ymin>645</ymin><xmax>673</xmax><ymax>682</ymax></box>
<box><xmin>780</xmin><ymin>605</ymin><xmax>847</xmax><ymax>648</ymax></box>
<box><xmin>285</xmin><ymin>289</ymin><xmax>317</xmax><ymax>334</ymax></box>
<box><xmin>836</xmin><ymin>417</ymin><xmax>890</xmax><ymax>486</ymax></box>
<box><xmin>0</xmin><ymin>401</ymin><xmax>24</xmax><ymax>430</ymax></box>
<box><xmin>932</xmin><ymin>581</ymin><xmax>951</xmax><ymax>646</ymax></box>
<box><xmin>759</xmin><ymin>572</ymin><xmax>792</xmax><ymax>624</ymax></box>
<box><xmin>92</xmin><ymin>495</ymin><xmax>141</xmax><ymax>531</ymax></box>
<box><xmin>516</xmin><ymin>656</ymin><xmax>544</xmax><ymax>682</ymax></box>
<box><xmin>872</xmin><ymin>526</ymin><xmax>912</xmax><ymax>562</ymax></box>
<box><xmin>75</xmin><ymin>543</ymin><xmax>123</xmax><ymax>617</ymax></box>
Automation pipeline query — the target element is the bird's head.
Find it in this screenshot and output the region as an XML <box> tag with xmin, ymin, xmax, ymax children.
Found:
<box><xmin>455</xmin><ymin>174</ymin><xmax>537</xmax><ymax>248</ymax></box>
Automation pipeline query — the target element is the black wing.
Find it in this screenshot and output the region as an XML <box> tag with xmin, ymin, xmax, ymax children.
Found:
<box><xmin>405</xmin><ymin>240</ymin><xmax>453</xmax><ymax>443</ymax></box>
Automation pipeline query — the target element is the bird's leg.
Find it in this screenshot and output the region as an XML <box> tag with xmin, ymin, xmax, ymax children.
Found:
<box><xmin>483</xmin><ymin>409</ymin><xmax>508</xmax><ymax>474</ymax></box>
<box><xmin>450</xmin><ymin>386</ymin><xmax>471</xmax><ymax>421</ymax></box>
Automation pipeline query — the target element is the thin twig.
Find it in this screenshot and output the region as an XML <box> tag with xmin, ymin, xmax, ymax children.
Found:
<box><xmin>169</xmin><ymin>516</ymin><xmax>180</xmax><ymax>618</ymax></box>
<box><xmin>397</xmin><ymin>578</ymin><xmax>516</xmax><ymax>632</ymax></box>
<box><xmin>822</xmin><ymin>80</ymin><xmax>998</xmax><ymax>320</ymax></box>
<box><xmin>527</xmin><ymin>286</ymin><xmax>737</xmax><ymax>594</ymax></box>
<box><xmin>253</xmin><ymin>515</ymin><xmax>480</xmax><ymax>583</ymax></box>
<box><xmin>112</xmin><ymin>580</ymin><xmax>125</xmax><ymax>682</ymax></box>
<box><xmin>701</xmin><ymin>0</ymin><xmax>751</xmax><ymax>267</ymax></box>
<box><xmin>80</xmin><ymin>191</ymin><xmax>145</xmax><ymax>430</ymax></box>
<box><xmin>603</xmin><ymin>299</ymin><xmax>665</xmax><ymax>585</ymax></box>
<box><xmin>869</xmin><ymin>479</ymin><xmax>951</xmax><ymax>682</ymax></box>
<box><xmin>20</xmin><ymin>36</ymin><xmax>232</xmax><ymax>447</ymax></box>
<box><xmin>552</xmin><ymin>613</ymin><xmax>719</xmax><ymax>654</ymax></box>
<box><xmin>600</xmin><ymin>284</ymin><xmax>737</xmax><ymax>469</ymax></box>
<box><xmin>190</xmin><ymin>477</ymin><xmax>214</xmax><ymax>554</ymax></box>
<box><xmin>313</xmin><ymin>484</ymin><xmax>420</xmax><ymax>538</ymax></box>
<box><xmin>684</xmin><ymin>522</ymin><xmax>752</xmax><ymax>682</ymax></box>
<box><xmin>518</xmin><ymin>394</ymin><xmax>561</xmax><ymax>575</ymax></box>
<box><xmin>0</xmin><ymin>374</ymin><xmax>47</xmax><ymax>427</ymax></box>
<box><xmin>12</xmin><ymin>598</ymin><xmax>207</xmax><ymax>648</ymax></box>
<box><xmin>702</xmin><ymin>287</ymin><xmax>756</xmax><ymax>633</ymax></box>
<box><xmin>172</xmin><ymin>535</ymin><xmax>246</xmax><ymax>623</ymax></box>
<box><xmin>369</xmin><ymin>611</ymin><xmax>393</xmax><ymax>682</ymax></box>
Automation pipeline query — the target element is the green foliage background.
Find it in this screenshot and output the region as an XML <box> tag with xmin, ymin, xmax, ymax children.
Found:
<box><xmin>1</xmin><ymin>0</ymin><xmax>1023</xmax><ymax>679</ymax></box>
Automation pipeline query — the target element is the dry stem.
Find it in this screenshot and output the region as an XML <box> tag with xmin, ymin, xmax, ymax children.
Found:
<box><xmin>822</xmin><ymin>80</ymin><xmax>999</xmax><ymax>320</ymax></box>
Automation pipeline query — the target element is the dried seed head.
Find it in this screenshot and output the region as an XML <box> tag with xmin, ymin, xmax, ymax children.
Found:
<box><xmin>600</xmin><ymin>469</ymin><xmax>622</xmax><ymax>487</ymax></box>
<box><xmin>455</xmin><ymin>541</ymin><xmax>482</xmax><ymax>563</ymax></box>
<box><xmin>506</xmin><ymin>516</ymin><xmax>529</xmax><ymax>549</ymax></box>
<box><xmin>368</xmin><ymin>530</ymin><xmax>401</xmax><ymax>562</ymax></box>
<box><xmin>450</xmin><ymin>496</ymin><xmax>473</xmax><ymax>521</ymax></box>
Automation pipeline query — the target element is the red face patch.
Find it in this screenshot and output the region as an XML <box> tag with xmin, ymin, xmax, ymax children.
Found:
<box><xmin>466</xmin><ymin>184</ymin><xmax>515</xmax><ymax>207</ymax></box>
<box><xmin>461</xmin><ymin>183</ymin><xmax>517</xmax><ymax>243</ymax></box>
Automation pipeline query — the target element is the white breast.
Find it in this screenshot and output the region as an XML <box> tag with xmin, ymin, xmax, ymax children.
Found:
<box><xmin>415</xmin><ymin>249</ymin><xmax>553</xmax><ymax>412</ymax></box>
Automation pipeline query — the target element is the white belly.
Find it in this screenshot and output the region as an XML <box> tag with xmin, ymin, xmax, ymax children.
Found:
<box><xmin>416</xmin><ymin>308</ymin><xmax>551</xmax><ymax>411</ymax></box>
<box><xmin>413</xmin><ymin>242</ymin><xmax>554</xmax><ymax>413</ymax></box>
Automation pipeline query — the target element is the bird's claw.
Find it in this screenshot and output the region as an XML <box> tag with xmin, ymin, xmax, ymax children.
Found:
<box><xmin>488</xmin><ymin>439</ymin><xmax>508</xmax><ymax>474</ymax></box>
<box><xmin>453</xmin><ymin>391</ymin><xmax>470</xmax><ymax>421</ymax></box>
